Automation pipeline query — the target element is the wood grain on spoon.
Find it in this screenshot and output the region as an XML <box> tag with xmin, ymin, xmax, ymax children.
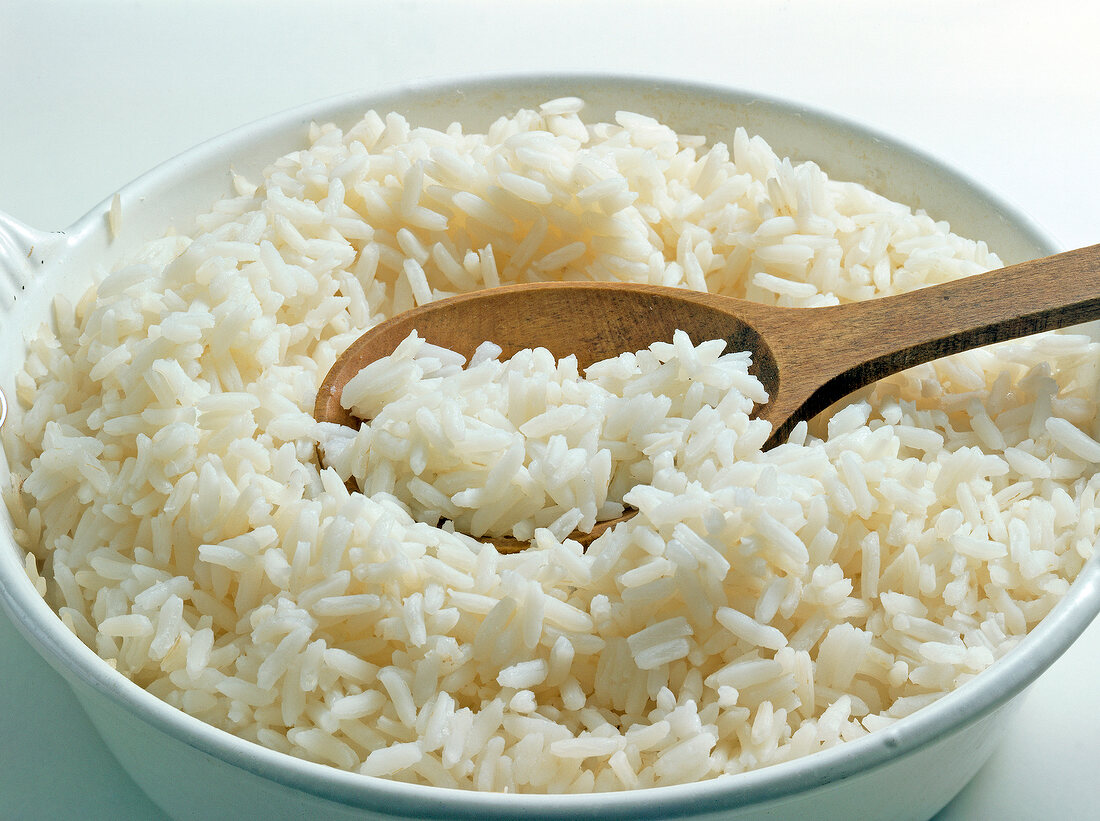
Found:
<box><xmin>316</xmin><ymin>243</ymin><xmax>1100</xmax><ymax>551</ymax></box>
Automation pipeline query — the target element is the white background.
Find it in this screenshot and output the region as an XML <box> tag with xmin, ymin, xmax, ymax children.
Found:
<box><xmin>2</xmin><ymin>1</ymin><xmax>1098</xmax><ymax>818</ymax></box>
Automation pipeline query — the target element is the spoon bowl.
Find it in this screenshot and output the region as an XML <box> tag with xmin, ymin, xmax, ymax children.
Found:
<box><xmin>314</xmin><ymin>283</ymin><xmax>781</xmax><ymax>427</ymax></box>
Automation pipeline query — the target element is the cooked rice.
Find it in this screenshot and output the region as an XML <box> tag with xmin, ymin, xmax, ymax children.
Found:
<box><xmin>3</xmin><ymin>98</ymin><xmax>1097</xmax><ymax>793</ymax></box>
<box><xmin>320</xmin><ymin>329</ymin><xmax>763</xmax><ymax>542</ymax></box>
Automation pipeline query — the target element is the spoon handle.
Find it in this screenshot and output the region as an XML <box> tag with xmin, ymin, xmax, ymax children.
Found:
<box><xmin>764</xmin><ymin>243</ymin><xmax>1100</xmax><ymax>437</ymax></box>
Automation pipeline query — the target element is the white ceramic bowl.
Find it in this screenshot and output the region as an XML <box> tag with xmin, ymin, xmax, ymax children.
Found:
<box><xmin>1</xmin><ymin>75</ymin><xmax>1098</xmax><ymax>821</ymax></box>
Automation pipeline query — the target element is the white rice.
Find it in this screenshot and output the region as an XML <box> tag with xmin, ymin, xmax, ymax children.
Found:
<box><xmin>3</xmin><ymin>98</ymin><xmax>1097</xmax><ymax>793</ymax></box>
<box><xmin>321</xmin><ymin>329</ymin><xmax>760</xmax><ymax>542</ymax></box>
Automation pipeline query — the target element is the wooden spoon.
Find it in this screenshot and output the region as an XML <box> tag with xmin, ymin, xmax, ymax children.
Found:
<box><xmin>316</xmin><ymin>244</ymin><xmax>1100</xmax><ymax>551</ymax></box>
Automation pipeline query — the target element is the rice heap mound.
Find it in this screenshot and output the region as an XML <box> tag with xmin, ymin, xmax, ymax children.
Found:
<box><xmin>4</xmin><ymin>98</ymin><xmax>1098</xmax><ymax>792</ymax></box>
<box><xmin>321</xmin><ymin>329</ymin><xmax>769</xmax><ymax>543</ymax></box>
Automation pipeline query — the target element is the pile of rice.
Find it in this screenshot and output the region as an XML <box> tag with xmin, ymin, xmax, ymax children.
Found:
<box><xmin>4</xmin><ymin>97</ymin><xmax>1098</xmax><ymax>793</ymax></box>
<box><xmin>320</xmin><ymin>329</ymin><xmax>768</xmax><ymax>543</ymax></box>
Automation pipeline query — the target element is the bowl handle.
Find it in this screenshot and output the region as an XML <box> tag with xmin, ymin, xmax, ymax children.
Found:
<box><xmin>0</xmin><ymin>210</ymin><xmax>66</xmax><ymax>306</ymax></box>
<box><xmin>0</xmin><ymin>211</ymin><xmax>66</xmax><ymax>429</ymax></box>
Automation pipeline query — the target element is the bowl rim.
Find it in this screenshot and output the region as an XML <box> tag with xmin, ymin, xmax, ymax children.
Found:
<box><xmin>1</xmin><ymin>71</ymin><xmax>1097</xmax><ymax>817</ymax></box>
